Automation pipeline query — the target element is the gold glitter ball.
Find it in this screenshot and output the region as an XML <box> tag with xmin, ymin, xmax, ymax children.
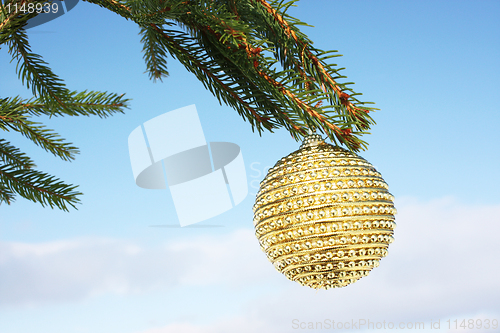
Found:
<box><xmin>253</xmin><ymin>134</ymin><xmax>396</xmax><ymax>289</ymax></box>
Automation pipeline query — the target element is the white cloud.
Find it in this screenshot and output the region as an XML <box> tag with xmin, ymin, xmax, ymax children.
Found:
<box><xmin>137</xmin><ymin>316</ymin><xmax>270</xmax><ymax>333</ymax></box>
<box><xmin>2</xmin><ymin>197</ymin><xmax>499</xmax><ymax>333</ymax></box>
<box><xmin>0</xmin><ymin>229</ymin><xmax>277</xmax><ymax>307</ymax></box>
<box><xmin>134</xmin><ymin>197</ymin><xmax>500</xmax><ymax>333</ymax></box>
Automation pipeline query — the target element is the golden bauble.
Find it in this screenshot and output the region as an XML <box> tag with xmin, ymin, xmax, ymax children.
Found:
<box><xmin>253</xmin><ymin>134</ymin><xmax>396</xmax><ymax>289</ymax></box>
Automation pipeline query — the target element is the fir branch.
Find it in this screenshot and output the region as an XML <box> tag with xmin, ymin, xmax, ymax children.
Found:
<box><xmin>22</xmin><ymin>91</ymin><xmax>130</xmax><ymax>118</ymax></box>
<box><xmin>1</xmin><ymin>3</ymin><xmax>129</xmax><ymax>210</ymax></box>
<box><xmin>0</xmin><ymin>163</ymin><xmax>81</xmax><ymax>211</ymax></box>
<box><xmin>0</xmin><ymin>1</ymin><xmax>39</xmax><ymax>41</ymax></box>
<box><xmin>1</xmin><ymin>92</ymin><xmax>129</xmax><ymax>118</ymax></box>
<box><xmin>182</xmin><ymin>7</ymin><xmax>339</xmax><ymax>139</ymax></box>
<box><xmin>0</xmin><ymin>1</ymin><xmax>23</xmax><ymax>32</ymax></box>
<box><xmin>0</xmin><ymin>0</ymin><xmax>382</xmax><ymax>211</ymax></box>
<box><xmin>140</xmin><ymin>25</ymin><xmax>171</xmax><ymax>81</ymax></box>
<box><xmin>0</xmin><ymin>138</ymin><xmax>36</xmax><ymax>170</ymax></box>
<box><xmin>5</xmin><ymin>118</ymin><xmax>79</xmax><ymax>162</ymax></box>
<box><xmin>0</xmin><ymin>97</ymin><xmax>79</xmax><ymax>161</ymax></box>
<box><xmin>86</xmin><ymin>0</ymin><xmax>377</xmax><ymax>150</ymax></box>
<box><xmin>83</xmin><ymin>0</ymin><xmax>132</xmax><ymax>20</ymax></box>
<box><xmin>0</xmin><ymin>183</ymin><xmax>15</xmax><ymax>205</ymax></box>
<box><xmin>149</xmin><ymin>24</ymin><xmax>278</xmax><ymax>133</ymax></box>
<box><xmin>247</xmin><ymin>0</ymin><xmax>376</xmax><ymax>146</ymax></box>
<box><xmin>169</xmin><ymin>4</ymin><xmax>315</xmax><ymax>135</ymax></box>
<box><xmin>7</xmin><ymin>25</ymin><xmax>70</xmax><ymax>104</ymax></box>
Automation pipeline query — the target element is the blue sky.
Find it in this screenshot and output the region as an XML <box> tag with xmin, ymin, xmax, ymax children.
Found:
<box><xmin>1</xmin><ymin>1</ymin><xmax>499</xmax><ymax>332</ymax></box>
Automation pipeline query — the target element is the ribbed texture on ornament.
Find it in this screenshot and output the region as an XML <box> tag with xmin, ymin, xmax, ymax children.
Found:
<box><xmin>253</xmin><ymin>141</ymin><xmax>396</xmax><ymax>289</ymax></box>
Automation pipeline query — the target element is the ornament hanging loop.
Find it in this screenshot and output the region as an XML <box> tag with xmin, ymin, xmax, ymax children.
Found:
<box><xmin>301</xmin><ymin>126</ymin><xmax>325</xmax><ymax>148</ymax></box>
